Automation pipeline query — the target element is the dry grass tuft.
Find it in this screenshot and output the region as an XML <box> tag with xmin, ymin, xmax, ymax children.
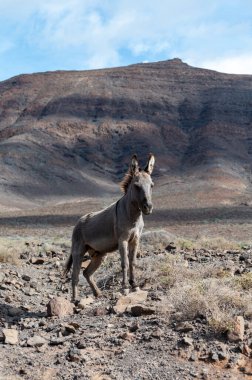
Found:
<box><xmin>141</xmin><ymin>229</ymin><xmax>176</xmax><ymax>250</ymax></box>
<box><xmin>176</xmin><ymin>236</ymin><xmax>241</xmax><ymax>251</ymax></box>
<box><xmin>0</xmin><ymin>245</ymin><xmax>20</xmax><ymax>264</ymax></box>
<box><xmin>234</xmin><ymin>272</ymin><xmax>252</xmax><ymax>290</ymax></box>
<box><xmin>138</xmin><ymin>248</ymin><xmax>252</xmax><ymax>335</ymax></box>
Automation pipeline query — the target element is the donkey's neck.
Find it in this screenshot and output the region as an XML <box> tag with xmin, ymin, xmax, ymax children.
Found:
<box><xmin>121</xmin><ymin>188</ymin><xmax>142</xmax><ymax>224</ymax></box>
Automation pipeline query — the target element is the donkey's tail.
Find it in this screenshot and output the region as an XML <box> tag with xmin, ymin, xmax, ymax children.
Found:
<box><xmin>62</xmin><ymin>253</ymin><xmax>73</xmax><ymax>277</ymax></box>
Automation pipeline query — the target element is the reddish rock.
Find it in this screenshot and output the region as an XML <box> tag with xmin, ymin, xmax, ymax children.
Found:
<box><xmin>227</xmin><ymin>316</ymin><xmax>245</xmax><ymax>342</ymax></box>
<box><xmin>47</xmin><ymin>297</ymin><xmax>74</xmax><ymax>317</ymax></box>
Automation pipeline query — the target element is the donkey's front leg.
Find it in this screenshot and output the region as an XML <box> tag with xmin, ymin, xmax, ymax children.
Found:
<box><xmin>119</xmin><ymin>240</ymin><xmax>129</xmax><ymax>295</ymax></box>
<box><xmin>129</xmin><ymin>237</ymin><xmax>140</xmax><ymax>291</ymax></box>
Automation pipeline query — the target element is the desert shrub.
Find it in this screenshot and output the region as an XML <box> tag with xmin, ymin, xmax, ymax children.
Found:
<box><xmin>141</xmin><ymin>229</ymin><xmax>175</xmax><ymax>250</ymax></box>
<box><xmin>176</xmin><ymin>239</ymin><xmax>195</xmax><ymax>250</ymax></box>
<box><xmin>196</xmin><ymin>236</ymin><xmax>240</xmax><ymax>251</ymax></box>
<box><xmin>176</xmin><ymin>236</ymin><xmax>240</xmax><ymax>251</ymax></box>
<box><xmin>139</xmin><ymin>250</ymin><xmax>252</xmax><ymax>335</ymax></box>
<box><xmin>0</xmin><ymin>246</ymin><xmax>19</xmax><ymax>264</ymax></box>
<box><xmin>234</xmin><ymin>272</ymin><xmax>252</xmax><ymax>290</ymax></box>
<box><xmin>158</xmin><ymin>254</ymin><xmax>192</xmax><ymax>288</ymax></box>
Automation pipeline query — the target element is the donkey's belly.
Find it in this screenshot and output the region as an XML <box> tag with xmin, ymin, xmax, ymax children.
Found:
<box><xmin>88</xmin><ymin>238</ymin><xmax>118</xmax><ymax>254</ymax></box>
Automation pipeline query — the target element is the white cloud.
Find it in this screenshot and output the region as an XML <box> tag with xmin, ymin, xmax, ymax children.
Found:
<box><xmin>197</xmin><ymin>54</ymin><xmax>252</xmax><ymax>75</ymax></box>
<box><xmin>1</xmin><ymin>0</ymin><xmax>252</xmax><ymax>78</ymax></box>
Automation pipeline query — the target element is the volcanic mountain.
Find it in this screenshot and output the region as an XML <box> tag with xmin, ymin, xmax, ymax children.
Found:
<box><xmin>1</xmin><ymin>58</ymin><xmax>252</xmax><ymax>210</ymax></box>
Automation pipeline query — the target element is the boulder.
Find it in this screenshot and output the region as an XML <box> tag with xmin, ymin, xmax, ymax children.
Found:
<box><xmin>227</xmin><ymin>316</ymin><xmax>245</xmax><ymax>342</ymax></box>
<box><xmin>2</xmin><ymin>328</ymin><xmax>19</xmax><ymax>345</ymax></box>
<box><xmin>27</xmin><ymin>335</ymin><xmax>47</xmax><ymax>347</ymax></box>
<box><xmin>113</xmin><ymin>290</ymin><xmax>148</xmax><ymax>314</ymax></box>
<box><xmin>47</xmin><ymin>297</ymin><xmax>74</xmax><ymax>317</ymax></box>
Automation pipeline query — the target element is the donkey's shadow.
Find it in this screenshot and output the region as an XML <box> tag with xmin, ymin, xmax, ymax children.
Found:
<box><xmin>0</xmin><ymin>302</ymin><xmax>46</xmax><ymax>326</ymax></box>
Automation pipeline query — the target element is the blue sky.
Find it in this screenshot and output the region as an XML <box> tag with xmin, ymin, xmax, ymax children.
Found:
<box><xmin>1</xmin><ymin>0</ymin><xmax>252</xmax><ymax>81</ymax></box>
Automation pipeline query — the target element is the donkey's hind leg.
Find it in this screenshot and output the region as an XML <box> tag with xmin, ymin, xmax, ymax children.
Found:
<box><xmin>71</xmin><ymin>241</ymin><xmax>87</xmax><ymax>301</ymax></box>
<box><xmin>83</xmin><ymin>252</ymin><xmax>107</xmax><ymax>297</ymax></box>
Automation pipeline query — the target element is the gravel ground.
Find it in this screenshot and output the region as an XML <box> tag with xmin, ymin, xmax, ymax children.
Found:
<box><xmin>0</xmin><ymin>241</ymin><xmax>251</xmax><ymax>380</ymax></box>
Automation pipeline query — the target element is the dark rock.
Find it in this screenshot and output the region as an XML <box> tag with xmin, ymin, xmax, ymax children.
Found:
<box><xmin>174</xmin><ymin>321</ymin><xmax>194</xmax><ymax>333</ymax></box>
<box><xmin>165</xmin><ymin>243</ymin><xmax>176</xmax><ymax>252</ymax></box>
<box><xmin>30</xmin><ymin>257</ymin><xmax>46</xmax><ymax>265</ymax></box>
<box><xmin>130</xmin><ymin>305</ymin><xmax>155</xmax><ymax>317</ymax></box>
<box><xmin>180</xmin><ymin>337</ymin><xmax>193</xmax><ymax>346</ymax></box>
<box><xmin>22</xmin><ymin>274</ymin><xmax>31</xmax><ymax>282</ymax></box>
<box><xmin>67</xmin><ymin>347</ymin><xmax>81</xmax><ymax>362</ymax></box>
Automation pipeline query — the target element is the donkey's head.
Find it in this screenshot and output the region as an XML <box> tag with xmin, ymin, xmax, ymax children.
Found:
<box><xmin>121</xmin><ymin>154</ymin><xmax>155</xmax><ymax>215</ymax></box>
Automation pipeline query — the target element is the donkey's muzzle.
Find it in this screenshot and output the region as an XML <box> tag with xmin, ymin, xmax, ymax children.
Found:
<box><xmin>142</xmin><ymin>202</ymin><xmax>153</xmax><ymax>215</ymax></box>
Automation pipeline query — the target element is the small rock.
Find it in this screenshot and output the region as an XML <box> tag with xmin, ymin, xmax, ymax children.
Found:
<box><xmin>54</xmin><ymin>260</ymin><xmax>61</xmax><ymax>268</ymax></box>
<box><xmin>181</xmin><ymin>336</ymin><xmax>194</xmax><ymax>346</ymax></box>
<box><xmin>210</xmin><ymin>351</ymin><xmax>219</xmax><ymax>362</ymax></box>
<box><xmin>113</xmin><ymin>290</ymin><xmax>148</xmax><ymax>314</ymax></box>
<box><xmin>130</xmin><ymin>305</ymin><xmax>155</xmax><ymax>317</ymax></box>
<box><xmin>93</xmin><ymin>307</ymin><xmax>108</xmax><ymax>316</ymax></box>
<box><xmin>50</xmin><ymin>337</ymin><xmax>68</xmax><ymax>346</ymax></box>
<box><xmin>67</xmin><ymin>347</ymin><xmax>80</xmax><ymax>362</ymax></box>
<box><xmin>217</xmin><ymin>344</ymin><xmax>229</xmax><ymax>360</ymax></box>
<box><xmin>201</xmin><ymin>368</ymin><xmax>209</xmax><ymax>380</ymax></box>
<box><xmin>77</xmin><ymin>340</ymin><xmax>86</xmax><ymax>349</ymax></box>
<box><xmin>30</xmin><ymin>257</ymin><xmax>46</xmax><ymax>265</ymax></box>
<box><xmin>129</xmin><ymin>322</ymin><xmax>140</xmax><ymax>332</ymax></box>
<box><xmin>242</xmin><ymin>344</ymin><xmax>251</xmax><ymax>356</ymax></box>
<box><xmin>22</xmin><ymin>274</ymin><xmax>31</xmax><ymax>282</ymax></box>
<box><xmin>165</xmin><ymin>242</ymin><xmax>176</xmax><ymax>252</ymax></box>
<box><xmin>120</xmin><ymin>332</ymin><xmax>135</xmax><ymax>341</ymax></box>
<box><xmin>227</xmin><ymin>316</ymin><xmax>244</xmax><ymax>342</ymax></box>
<box><xmin>189</xmin><ymin>351</ymin><xmax>197</xmax><ymax>361</ymax></box>
<box><xmin>47</xmin><ymin>297</ymin><xmax>74</xmax><ymax>317</ymax></box>
<box><xmin>78</xmin><ymin>296</ymin><xmax>94</xmax><ymax>309</ymax></box>
<box><xmin>0</xmin><ymin>272</ymin><xmax>5</xmax><ymax>283</ymax></box>
<box><xmin>0</xmin><ymin>330</ymin><xmax>5</xmax><ymax>342</ymax></box>
<box><xmin>63</xmin><ymin>324</ymin><xmax>76</xmax><ymax>335</ymax></box>
<box><xmin>4</xmin><ymin>295</ymin><xmax>11</xmax><ymax>303</ymax></box>
<box><xmin>151</xmin><ymin>328</ymin><xmax>163</xmax><ymax>339</ymax></box>
<box><xmin>3</xmin><ymin>328</ymin><xmax>19</xmax><ymax>345</ymax></box>
<box><xmin>175</xmin><ymin>321</ymin><xmax>194</xmax><ymax>333</ymax></box>
<box><xmin>27</xmin><ymin>336</ymin><xmax>47</xmax><ymax>347</ymax></box>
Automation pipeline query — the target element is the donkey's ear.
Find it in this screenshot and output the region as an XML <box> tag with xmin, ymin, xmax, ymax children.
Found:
<box><xmin>144</xmin><ymin>153</ymin><xmax>155</xmax><ymax>174</ymax></box>
<box><xmin>131</xmin><ymin>154</ymin><xmax>139</xmax><ymax>175</ymax></box>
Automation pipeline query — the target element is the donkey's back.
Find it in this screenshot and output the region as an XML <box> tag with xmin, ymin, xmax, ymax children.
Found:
<box><xmin>75</xmin><ymin>202</ymin><xmax>118</xmax><ymax>254</ymax></box>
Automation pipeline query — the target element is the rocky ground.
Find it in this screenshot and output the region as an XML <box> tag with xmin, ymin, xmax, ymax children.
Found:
<box><xmin>0</xmin><ymin>240</ymin><xmax>252</xmax><ymax>380</ymax></box>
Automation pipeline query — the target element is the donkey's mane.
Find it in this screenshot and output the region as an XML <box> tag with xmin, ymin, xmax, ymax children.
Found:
<box><xmin>120</xmin><ymin>170</ymin><xmax>133</xmax><ymax>193</ymax></box>
<box><xmin>120</xmin><ymin>168</ymin><xmax>144</xmax><ymax>193</ymax></box>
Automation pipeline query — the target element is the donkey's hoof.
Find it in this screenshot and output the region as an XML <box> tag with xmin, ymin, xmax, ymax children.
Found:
<box><xmin>133</xmin><ymin>286</ymin><xmax>140</xmax><ymax>292</ymax></box>
<box><xmin>94</xmin><ymin>292</ymin><xmax>102</xmax><ymax>298</ymax></box>
<box><xmin>122</xmin><ymin>288</ymin><xmax>130</xmax><ymax>296</ymax></box>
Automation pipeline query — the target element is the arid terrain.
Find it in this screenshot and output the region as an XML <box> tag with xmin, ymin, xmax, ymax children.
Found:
<box><xmin>0</xmin><ymin>59</ymin><xmax>252</xmax><ymax>379</ymax></box>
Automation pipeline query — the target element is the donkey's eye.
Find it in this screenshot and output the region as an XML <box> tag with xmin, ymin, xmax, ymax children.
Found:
<box><xmin>134</xmin><ymin>183</ymin><xmax>141</xmax><ymax>190</ymax></box>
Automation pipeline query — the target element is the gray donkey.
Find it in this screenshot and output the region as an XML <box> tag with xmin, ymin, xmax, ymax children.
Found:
<box><xmin>64</xmin><ymin>154</ymin><xmax>155</xmax><ymax>300</ymax></box>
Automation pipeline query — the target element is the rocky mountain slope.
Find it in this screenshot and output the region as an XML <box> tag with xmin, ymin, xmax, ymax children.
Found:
<box><xmin>1</xmin><ymin>58</ymin><xmax>252</xmax><ymax>209</ymax></box>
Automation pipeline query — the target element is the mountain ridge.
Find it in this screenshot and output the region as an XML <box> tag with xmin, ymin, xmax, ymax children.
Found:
<box><xmin>1</xmin><ymin>58</ymin><xmax>252</xmax><ymax>209</ymax></box>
